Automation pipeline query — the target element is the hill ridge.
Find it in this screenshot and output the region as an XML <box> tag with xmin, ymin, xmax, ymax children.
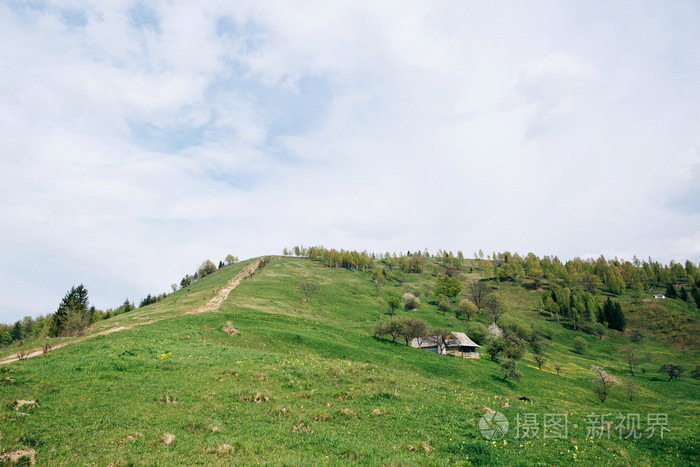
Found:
<box><xmin>0</xmin><ymin>258</ymin><xmax>262</xmax><ymax>365</ymax></box>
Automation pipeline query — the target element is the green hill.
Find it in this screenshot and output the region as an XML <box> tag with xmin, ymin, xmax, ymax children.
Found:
<box><xmin>1</xmin><ymin>255</ymin><xmax>698</xmax><ymax>465</ymax></box>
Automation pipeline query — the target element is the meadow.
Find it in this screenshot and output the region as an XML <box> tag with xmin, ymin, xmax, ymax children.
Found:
<box><xmin>0</xmin><ymin>256</ymin><xmax>698</xmax><ymax>465</ymax></box>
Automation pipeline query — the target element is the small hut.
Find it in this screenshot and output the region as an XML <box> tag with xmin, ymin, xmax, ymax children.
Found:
<box><xmin>411</xmin><ymin>331</ymin><xmax>480</xmax><ymax>359</ymax></box>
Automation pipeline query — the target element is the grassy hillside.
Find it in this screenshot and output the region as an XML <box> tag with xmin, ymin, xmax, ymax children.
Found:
<box><xmin>1</xmin><ymin>256</ymin><xmax>698</xmax><ymax>465</ymax></box>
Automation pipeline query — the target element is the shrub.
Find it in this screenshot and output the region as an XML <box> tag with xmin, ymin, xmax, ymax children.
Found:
<box><xmin>503</xmin><ymin>329</ymin><xmax>526</xmax><ymax>360</ymax></box>
<box><xmin>464</xmin><ymin>322</ymin><xmax>489</xmax><ymax>345</ymax></box>
<box><xmin>500</xmin><ymin>316</ymin><xmax>532</xmax><ymax>342</ymax></box>
<box><xmin>499</xmin><ymin>358</ymin><xmax>522</xmax><ymax>381</ymax></box>
<box><xmin>690</xmin><ymin>365</ymin><xmax>700</xmax><ymax>380</ymax></box>
<box><xmin>573</xmin><ymin>336</ymin><xmax>587</xmax><ymax>354</ymax></box>
<box><xmin>402</xmin><ymin>293</ymin><xmax>420</xmax><ymax>311</ymax></box>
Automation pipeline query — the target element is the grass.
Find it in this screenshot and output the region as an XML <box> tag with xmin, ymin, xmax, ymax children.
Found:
<box><xmin>0</xmin><ymin>256</ymin><xmax>698</xmax><ymax>465</ymax></box>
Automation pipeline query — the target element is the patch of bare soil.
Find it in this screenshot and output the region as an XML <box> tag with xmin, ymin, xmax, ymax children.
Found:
<box><xmin>222</xmin><ymin>322</ymin><xmax>239</xmax><ymax>335</ymax></box>
<box><xmin>14</xmin><ymin>400</ymin><xmax>39</xmax><ymax>410</ymax></box>
<box><xmin>0</xmin><ymin>449</ymin><xmax>37</xmax><ymax>465</ymax></box>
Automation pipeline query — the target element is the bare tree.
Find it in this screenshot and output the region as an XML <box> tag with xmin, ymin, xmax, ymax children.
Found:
<box><xmin>299</xmin><ymin>282</ymin><xmax>318</xmax><ymax>303</ymax></box>
<box><xmin>591</xmin><ymin>365</ymin><xmax>621</xmax><ymax>406</ymax></box>
<box><xmin>624</xmin><ymin>346</ymin><xmax>637</xmax><ymax>376</ymax></box>
<box><xmin>467</xmin><ymin>281</ymin><xmax>493</xmax><ymax>314</ymax></box>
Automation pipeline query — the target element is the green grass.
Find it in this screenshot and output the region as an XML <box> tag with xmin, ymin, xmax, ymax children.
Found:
<box><xmin>0</xmin><ymin>257</ymin><xmax>698</xmax><ymax>465</ymax></box>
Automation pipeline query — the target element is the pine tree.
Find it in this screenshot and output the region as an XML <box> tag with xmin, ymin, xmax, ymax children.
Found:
<box><xmin>665</xmin><ymin>283</ymin><xmax>677</xmax><ymax>299</ymax></box>
<box><xmin>11</xmin><ymin>321</ymin><xmax>23</xmax><ymax>341</ymax></box>
<box><xmin>50</xmin><ymin>285</ymin><xmax>90</xmax><ymax>337</ymax></box>
<box><xmin>603</xmin><ymin>297</ymin><xmax>625</xmax><ymax>331</ymax></box>
<box><xmin>691</xmin><ymin>287</ymin><xmax>700</xmax><ymax>309</ymax></box>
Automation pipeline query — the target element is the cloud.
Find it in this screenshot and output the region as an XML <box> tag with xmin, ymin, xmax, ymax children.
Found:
<box><xmin>1</xmin><ymin>1</ymin><xmax>699</xmax><ymax>323</ymax></box>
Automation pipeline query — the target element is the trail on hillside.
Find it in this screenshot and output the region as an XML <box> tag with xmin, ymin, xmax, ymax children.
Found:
<box><xmin>0</xmin><ymin>259</ymin><xmax>262</xmax><ymax>365</ymax></box>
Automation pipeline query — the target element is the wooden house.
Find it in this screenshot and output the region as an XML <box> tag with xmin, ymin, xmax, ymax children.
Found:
<box><xmin>411</xmin><ymin>331</ymin><xmax>480</xmax><ymax>359</ymax></box>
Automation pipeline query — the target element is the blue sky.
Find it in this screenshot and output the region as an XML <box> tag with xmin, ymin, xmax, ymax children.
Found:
<box><xmin>1</xmin><ymin>1</ymin><xmax>699</xmax><ymax>323</ymax></box>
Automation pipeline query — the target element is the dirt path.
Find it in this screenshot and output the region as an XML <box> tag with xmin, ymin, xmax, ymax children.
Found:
<box><xmin>0</xmin><ymin>259</ymin><xmax>262</xmax><ymax>365</ymax></box>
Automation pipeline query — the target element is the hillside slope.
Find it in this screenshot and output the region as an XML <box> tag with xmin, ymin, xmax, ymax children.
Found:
<box><xmin>0</xmin><ymin>256</ymin><xmax>698</xmax><ymax>465</ymax></box>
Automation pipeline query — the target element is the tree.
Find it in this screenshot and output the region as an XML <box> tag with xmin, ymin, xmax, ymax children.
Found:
<box><xmin>50</xmin><ymin>285</ymin><xmax>90</xmax><ymax>337</ymax></box>
<box><xmin>299</xmin><ymin>282</ymin><xmax>318</xmax><ymax>303</ymax></box>
<box><xmin>387</xmin><ymin>296</ymin><xmax>402</xmax><ymax>318</ymax></box>
<box><xmin>579</xmin><ymin>272</ymin><xmax>601</xmax><ymax>293</ymax></box>
<box><xmin>397</xmin><ymin>317</ymin><xmax>427</xmax><ymax>345</ymax></box>
<box><xmin>624</xmin><ymin>346</ymin><xmax>637</xmax><ymax>376</ymax></box>
<box><xmin>691</xmin><ymin>286</ymin><xmax>700</xmax><ymax>309</ymax></box>
<box><xmin>603</xmin><ymin>297</ymin><xmax>625</xmax><ymax>331</ymax></box>
<box><xmin>225</xmin><ymin>254</ymin><xmax>238</xmax><ymax>265</ymax></box>
<box><xmin>534</xmin><ymin>354</ymin><xmax>546</xmax><ymax>370</ymax></box>
<box><xmin>11</xmin><ymin>321</ymin><xmax>23</xmax><ymax>341</ymax></box>
<box><xmin>503</xmin><ymin>329</ymin><xmax>526</xmax><ymax>359</ymax></box>
<box><xmin>457</xmin><ymin>298</ymin><xmax>477</xmax><ymax>321</ymax></box>
<box><xmin>428</xmin><ymin>327</ymin><xmax>451</xmax><ymax>354</ymax></box>
<box><xmin>467</xmin><ymin>281</ymin><xmax>493</xmax><ymax>313</ymax></box>
<box><xmin>591</xmin><ymin>365</ymin><xmax>621</xmax><ymax>406</ymax></box>
<box><xmin>436</xmin><ymin>295</ymin><xmax>451</xmax><ymax>315</ymax></box>
<box><xmin>573</xmin><ymin>336</ymin><xmax>587</xmax><ymax>354</ymax></box>
<box><xmin>659</xmin><ymin>363</ymin><xmax>684</xmax><ymax>381</ymax></box>
<box><xmin>499</xmin><ymin>358</ymin><xmax>522</xmax><ymax>381</ymax></box>
<box><xmin>665</xmin><ymin>283</ymin><xmax>677</xmax><ymax>299</ymax></box>
<box><xmin>198</xmin><ymin>259</ymin><xmax>217</xmax><ymax>277</ymax></box>
<box><xmin>435</xmin><ymin>275</ymin><xmax>462</xmax><ymax>299</ymax></box>
<box><xmin>464</xmin><ymin>322</ymin><xmax>489</xmax><ymax>345</ymax></box>
<box><xmin>484</xmin><ymin>295</ymin><xmax>509</xmax><ymax>324</ymax></box>
<box><xmin>374</xmin><ymin>320</ymin><xmax>399</xmax><ymax>343</ymax></box>
<box><xmin>486</xmin><ymin>337</ymin><xmax>506</xmax><ymax>362</ymax></box>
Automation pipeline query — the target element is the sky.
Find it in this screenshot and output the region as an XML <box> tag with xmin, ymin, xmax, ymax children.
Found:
<box><xmin>1</xmin><ymin>1</ymin><xmax>699</xmax><ymax>323</ymax></box>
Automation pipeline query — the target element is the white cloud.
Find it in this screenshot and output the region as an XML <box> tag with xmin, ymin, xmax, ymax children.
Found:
<box><xmin>0</xmin><ymin>1</ymin><xmax>699</xmax><ymax>322</ymax></box>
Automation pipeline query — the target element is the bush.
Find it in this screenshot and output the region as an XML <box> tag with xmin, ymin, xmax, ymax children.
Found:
<box><xmin>499</xmin><ymin>316</ymin><xmax>532</xmax><ymax>342</ymax></box>
<box><xmin>690</xmin><ymin>365</ymin><xmax>700</xmax><ymax>380</ymax></box>
<box><xmin>503</xmin><ymin>329</ymin><xmax>526</xmax><ymax>360</ymax></box>
<box><xmin>402</xmin><ymin>293</ymin><xmax>420</xmax><ymax>311</ymax></box>
<box><xmin>464</xmin><ymin>322</ymin><xmax>489</xmax><ymax>345</ymax></box>
<box><xmin>573</xmin><ymin>336</ymin><xmax>587</xmax><ymax>354</ymax></box>
<box><xmin>499</xmin><ymin>358</ymin><xmax>522</xmax><ymax>381</ymax></box>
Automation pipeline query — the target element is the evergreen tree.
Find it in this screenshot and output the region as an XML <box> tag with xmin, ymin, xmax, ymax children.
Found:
<box><xmin>603</xmin><ymin>297</ymin><xmax>625</xmax><ymax>331</ymax></box>
<box><xmin>11</xmin><ymin>321</ymin><xmax>23</xmax><ymax>341</ymax></box>
<box><xmin>691</xmin><ymin>287</ymin><xmax>700</xmax><ymax>309</ymax></box>
<box><xmin>679</xmin><ymin>286</ymin><xmax>688</xmax><ymax>302</ymax></box>
<box><xmin>665</xmin><ymin>283</ymin><xmax>677</xmax><ymax>299</ymax></box>
<box><xmin>50</xmin><ymin>285</ymin><xmax>90</xmax><ymax>337</ymax></box>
